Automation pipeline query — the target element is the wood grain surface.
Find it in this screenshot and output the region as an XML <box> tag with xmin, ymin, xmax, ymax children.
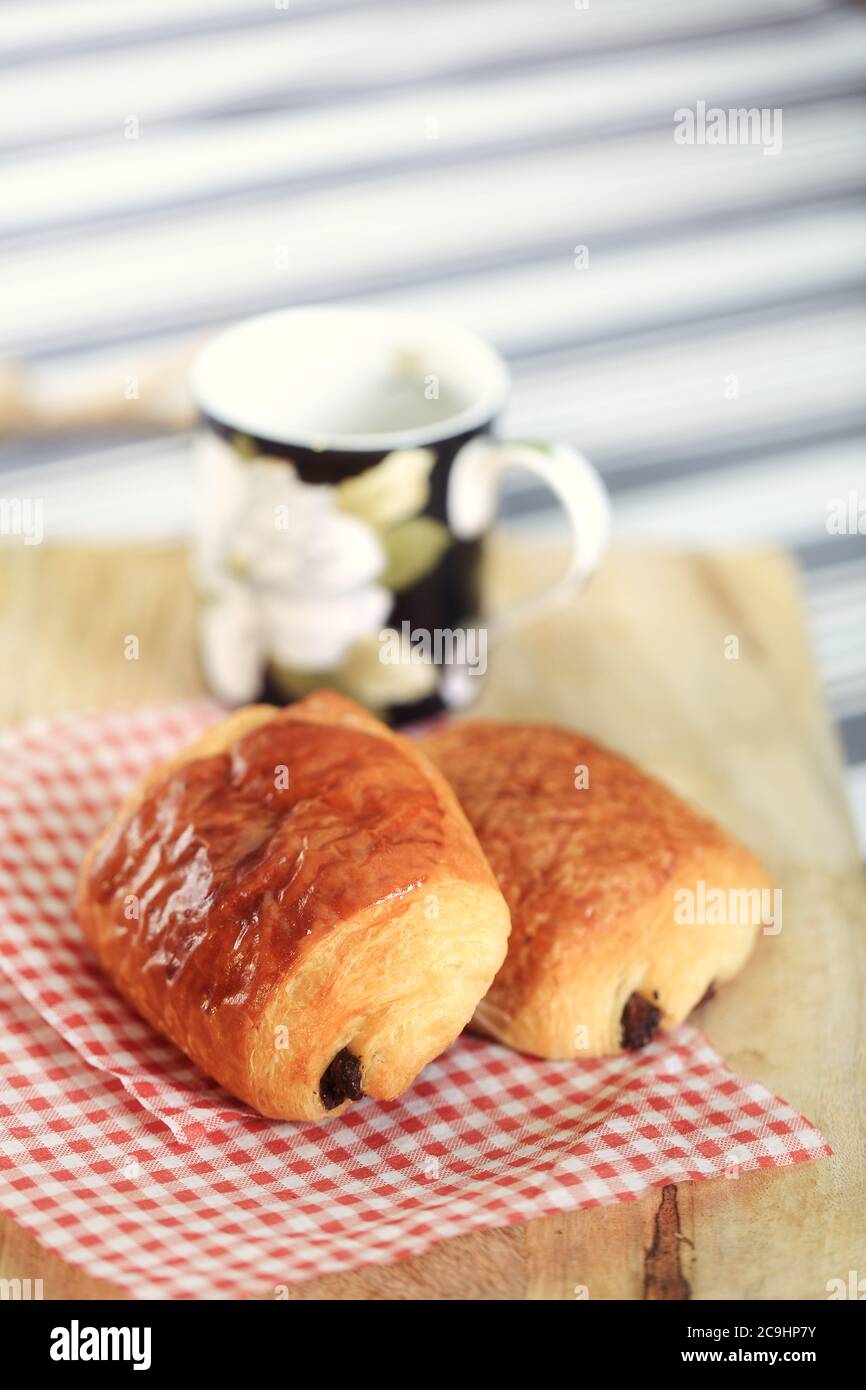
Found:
<box><xmin>0</xmin><ymin>537</ymin><xmax>863</xmax><ymax>1300</ymax></box>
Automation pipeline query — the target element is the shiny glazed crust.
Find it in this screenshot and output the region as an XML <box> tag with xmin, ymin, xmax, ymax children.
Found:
<box><xmin>421</xmin><ymin>720</ymin><xmax>772</xmax><ymax>1059</ymax></box>
<box><xmin>77</xmin><ymin>692</ymin><xmax>510</xmax><ymax>1121</ymax></box>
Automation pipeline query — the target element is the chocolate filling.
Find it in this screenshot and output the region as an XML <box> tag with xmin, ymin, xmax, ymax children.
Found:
<box><xmin>620</xmin><ymin>992</ymin><xmax>661</xmax><ymax>1050</ymax></box>
<box><xmin>319</xmin><ymin>1048</ymin><xmax>364</xmax><ymax>1110</ymax></box>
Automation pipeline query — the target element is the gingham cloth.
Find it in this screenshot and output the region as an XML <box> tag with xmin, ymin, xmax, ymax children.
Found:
<box><xmin>0</xmin><ymin>704</ymin><xmax>831</xmax><ymax>1299</ymax></box>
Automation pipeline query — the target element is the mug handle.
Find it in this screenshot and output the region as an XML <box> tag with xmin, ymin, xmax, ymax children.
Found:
<box><xmin>447</xmin><ymin>437</ymin><xmax>611</xmax><ymax>638</ymax></box>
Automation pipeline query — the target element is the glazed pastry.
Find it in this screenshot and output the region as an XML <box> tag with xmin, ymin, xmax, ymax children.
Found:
<box><xmin>77</xmin><ymin>692</ymin><xmax>510</xmax><ymax>1121</ymax></box>
<box><xmin>422</xmin><ymin>721</ymin><xmax>772</xmax><ymax>1059</ymax></box>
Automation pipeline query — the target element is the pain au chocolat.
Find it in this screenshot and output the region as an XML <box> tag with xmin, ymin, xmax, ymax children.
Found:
<box><xmin>421</xmin><ymin>720</ymin><xmax>772</xmax><ymax>1060</ymax></box>
<box><xmin>77</xmin><ymin>692</ymin><xmax>510</xmax><ymax>1121</ymax></box>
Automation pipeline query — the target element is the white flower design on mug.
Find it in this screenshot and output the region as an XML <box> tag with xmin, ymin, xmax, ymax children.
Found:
<box><xmin>193</xmin><ymin>437</ymin><xmax>448</xmax><ymax>706</ymax></box>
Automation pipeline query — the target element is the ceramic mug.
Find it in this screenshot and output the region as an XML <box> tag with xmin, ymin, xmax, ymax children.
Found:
<box><xmin>190</xmin><ymin>305</ymin><xmax>610</xmax><ymax>724</ymax></box>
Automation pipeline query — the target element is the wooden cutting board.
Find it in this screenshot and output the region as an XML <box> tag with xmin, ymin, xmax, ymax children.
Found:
<box><xmin>0</xmin><ymin>538</ymin><xmax>863</xmax><ymax>1300</ymax></box>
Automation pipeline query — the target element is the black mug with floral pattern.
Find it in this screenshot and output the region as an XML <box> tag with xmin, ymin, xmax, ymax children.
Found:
<box><xmin>190</xmin><ymin>306</ymin><xmax>610</xmax><ymax>725</ymax></box>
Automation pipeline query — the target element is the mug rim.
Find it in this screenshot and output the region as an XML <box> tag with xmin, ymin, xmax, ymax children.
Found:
<box><xmin>190</xmin><ymin>305</ymin><xmax>511</xmax><ymax>454</ymax></box>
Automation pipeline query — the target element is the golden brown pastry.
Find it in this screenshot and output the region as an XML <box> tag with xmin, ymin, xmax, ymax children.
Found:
<box><xmin>77</xmin><ymin>692</ymin><xmax>510</xmax><ymax>1121</ymax></box>
<box><xmin>422</xmin><ymin>720</ymin><xmax>772</xmax><ymax>1059</ymax></box>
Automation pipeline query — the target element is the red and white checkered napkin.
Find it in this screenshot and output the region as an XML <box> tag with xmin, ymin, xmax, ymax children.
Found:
<box><xmin>0</xmin><ymin>703</ymin><xmax>831</xmax><ymax>1298</ymax></box>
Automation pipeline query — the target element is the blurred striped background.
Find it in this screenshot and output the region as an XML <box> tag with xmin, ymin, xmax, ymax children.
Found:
<box><xmin>1</xmin><ymin>0</ymin><xmax>864</xmax><ymax>840</ymax></box>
